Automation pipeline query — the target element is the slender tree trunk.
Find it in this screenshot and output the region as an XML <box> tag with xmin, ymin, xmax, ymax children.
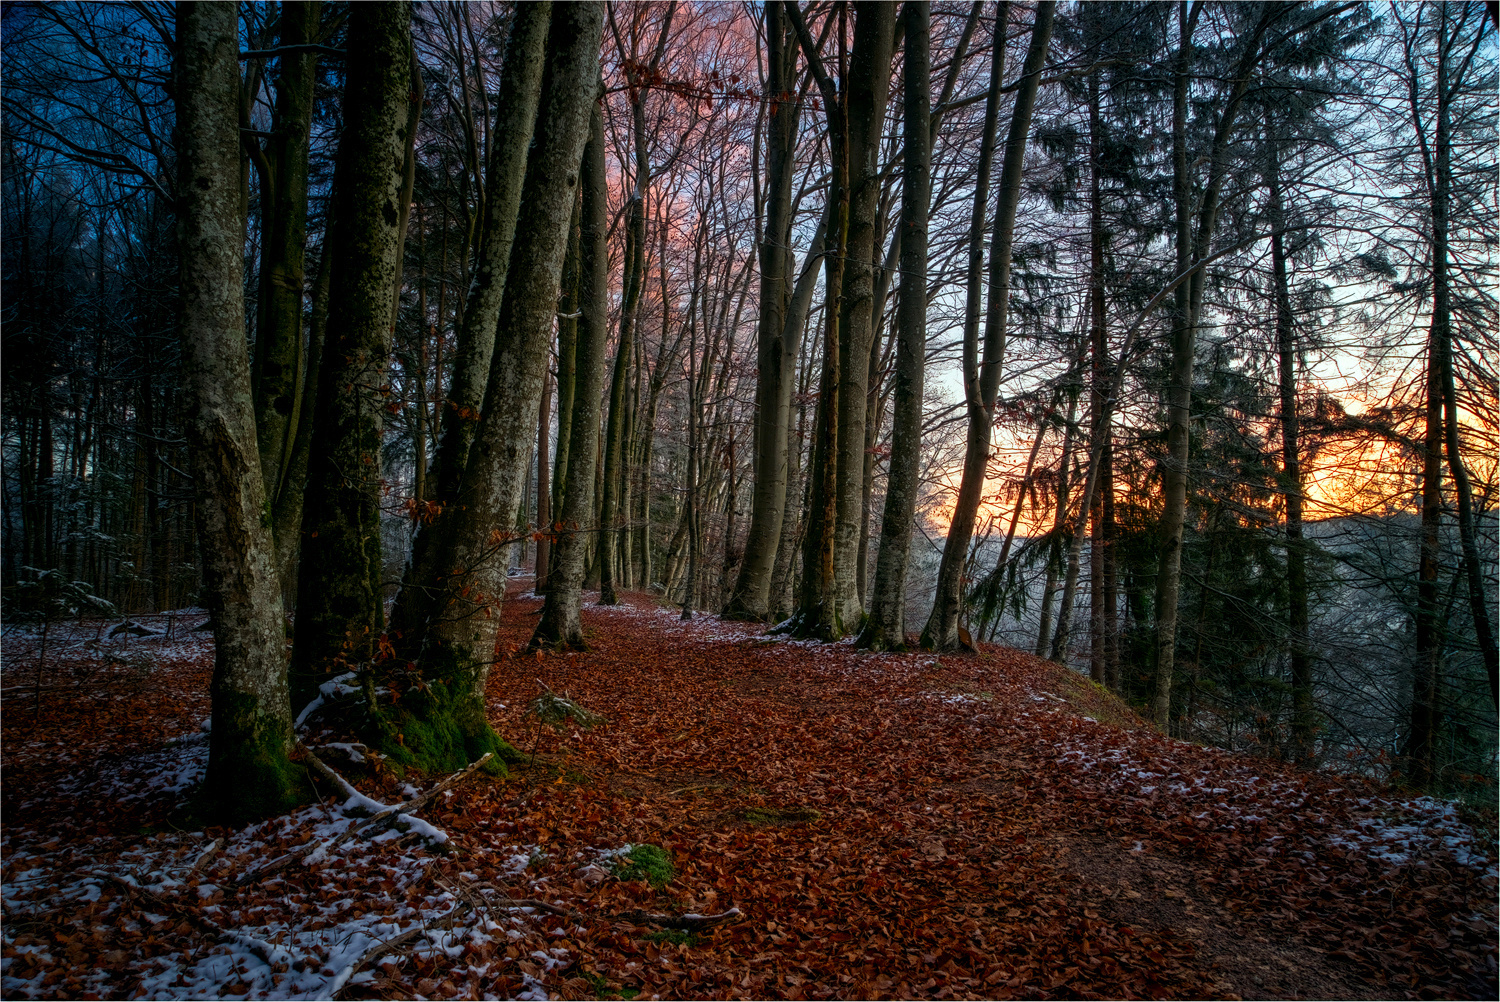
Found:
<box><xmin>251</xmin><ymin>1</ymin><xmax>321</xmax><ymax>514</ymax></box>
<box><xmin>1151</xmin><ymin>2</ymin><xmax>1280</xmax><ymax>730</ymax></box>
<box><xmin>423</xmin><ymin>3</ymin><xmax>551</xmax><ymax>506</ymax></box>
<box><xmin>784</xmin><ymin>1</ymin><xmax>847</xmax><ymax>640</ymax></box>
<box><xmin>387</xmin><ymin>3</ymin><xmax>552</xmax><ymax>647</ymax></box>
<box><xmin>726</xmin><ymin>1</ymin><xmax>801</xmax><ymax>620</ymax></box>
<box><xmin>1086</xmin><ymin>68</ymin><xmax>1114</xmax><ymax>685</ymax></box>
<box><xmin>534</xmin><ymin>360</ymin><xmax>553</xmax><ymax>590</ymax></box>
<box><xmin>291</xmin><ymin>2</ymin><xmax>414</xmax><ymax>705</ymax></box>
<box><xmin>859</xmin><ymin>0</ymin><xmax>928</xmax><ymax>651</ymax></box>
<box><xmin>1263</xmin><ymin>126</ymin><xmax>1314</xmax><ymax>759</ymax></box>
<box><xmin>831</xmin><ymin>2</ymin><xmax>896</xmax><ymax>629</ymax></box>
<box><xmin>1429</xmin><ymin>12</ymin><xmax>1498</xmax><ymax>705</ymax></box>
<box><xmin>1036</xmin><ymin>390</ymin><xmax>1077</xmax><ymax>658</ymax></box>
<box><xmin>176</xmin><ymin>0</ymin><xmax>296</xmax><ymax>820</ymax></box>
<box><xmin>926</xmin><ymin>1</ymin><xmax>1055</xmax><ymax>650</ymax></box>
<box><xmin>552</xmin><ymin>186</ymin><xmax>582</xmax><ymax>521</ymax></box>
<box><xmin>532</xmin><ymin>98</ymin><xmax>610</xmax><ymax>651</ymax></box>
<box><xmin>920</xmin><ymin>1</ymin><xmax>1007</xmax><ymax>649</ymax></box>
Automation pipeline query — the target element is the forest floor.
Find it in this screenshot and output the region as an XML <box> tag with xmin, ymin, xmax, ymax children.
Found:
<box><xmin>1</xmin><ymin>584</ymin><xmax>1495</xmax><ymax>1001</ymax></box>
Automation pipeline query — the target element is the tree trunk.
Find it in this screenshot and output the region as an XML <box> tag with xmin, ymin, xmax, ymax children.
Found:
<box><xmin>858</xmin><ymin>1</ymin><xmax>928</xmax><ymax>651</ymax></box>
<box><xmin>1151</xmin><ymin>3</ymin><xmax>1280</xmax><ymax>730</ymax></box>
<box><xmin>725</xmin><ymin>1</ymin><xmax>801</xmax><ymax>620</ymax></box>
<box><xmin>926</xmin><ymin>1</ymin><xmax>1055</xmax><ymax>650</ymax></box>
<box><xmin>552</xmin><ymin>186</ymin><xmax>583</xmax><ymax>524</ymax></box>
<box><xmin>250</xmin><ymin>1</ymin><xmax>321</xmax><ymax>517</ymax></box>
<box><xmin>1263</xmin><ymin>124</ymin><xmax>1314</xmax><ymax>760</ymax></box>
<box><xmin>423</xmin><ymin>2</ymin><xmax>551</xmax><ymax>505</ymax></box>
<box><xmin>387</xmin><ymin>2</ymin><xmax>552</xmax><ymax>646</ymax></box>
<box><xmin>784</xmin><ymin>0</ymin><xmax>847</xmax><ymax>640</ymax></box>
<box><xmin>291</xmin><ymin>2</ymin><xmax>414</xmax><ymax>706</ymax></box>
<box><xmin>176</xmin><ymin>1</ymin><xmax>296</xmax><ymax>820</ymax></box>
<box><xmin>830</xmin><ymin>2</ymin><xmax>896</xmax><ymax>630</ymax></box>
<box><xmin>534</xmin><ymin>359</ymin><xmax>553</xmax><ymax>590</ymax></box>
<box><xmin>395</xmin><ymin>3</ymin><xmax>603</xmax><ymax>716</ymax></box>
<box><xmin>532</xmin><ymin>98</ymin><xmax>610</xmax><ymax>651</ymax></box>
<box><xmin>1086</xmin><ymin>68</ymin><xmax>1115</xmax><ymax>686</ymax></box>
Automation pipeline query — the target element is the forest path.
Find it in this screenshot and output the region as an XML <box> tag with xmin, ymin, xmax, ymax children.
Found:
<box><xmin>1</xmin><ymin>590</ymin><xmax>1493</xmax><ymax>1000</ymax></box>
<box><xmin>475</xmin><ymin>588</ymin><xmax>1491</xmax><ymax>1000</ymax></box>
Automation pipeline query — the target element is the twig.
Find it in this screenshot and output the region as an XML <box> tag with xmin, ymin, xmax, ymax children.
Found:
<box><xmin>94</xmin><ymin>871</ymin><xmax>291</xmax><ymax>968</ymax></box>
<box><xmin>327</xmin><ymin>900</ymin><xmax>470</xmax><ymax>998</ymax></box>
<box><xmin>188</xmin><ymin>838</ymin><xmax>224</xmax><ymax>880</ymax></box>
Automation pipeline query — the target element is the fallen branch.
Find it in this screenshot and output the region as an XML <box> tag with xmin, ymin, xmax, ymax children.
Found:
<box><xmin>617</xmin><ymin>906</ymin><xmax>743</xmax><ymax>930</ymax></box>
<box><xmin>327</xmin><ymin>900</ymin><xmax>471</xmax><ymax>998</ymax></box>
<box><xmin>94</xmin><ymin>871</ymin><xmax>291</xmax><ymax>968</ymax></box>
<box><xmin>236</xmin><ymin>751</ymin><xmax>493</xmax><ymax>887</ymax></box>
<box><xmin>462</xmin><ymin>882</ymin><xmax>742</xmax><ymax>931</ymax></box>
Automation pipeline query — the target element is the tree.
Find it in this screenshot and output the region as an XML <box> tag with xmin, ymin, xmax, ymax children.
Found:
<box><xmin>175</xmin><ymin>0</ymin><xmax>297</xmax><ymax>819</ymax></box>
<box><xmin>532</xmin><ymin>95</ymin><xmax>610</xmax><ymax>650</ymax></box>
<box><xmin>925</xmin><ymin>0</ymin><xmax>1055</xmax><ymax>651</ymax></box>
<box><xmin>291</xmin><ymin>1</ymin><xmax>416</xmax><ymax>705</ymax></box>
<box><xmin>724</xmin><ymin>0</ymin><xmax>803</xmax><ymax>621</ymax></box>
<box><xmin>858</xmin><ymin>1</ymin><xmax>929</xmax><ymax>650</ymax></box>
<box><xmin>377</xmin><ymin>1</ymin><xmax>605</xmax><ymax>772</ymax></box>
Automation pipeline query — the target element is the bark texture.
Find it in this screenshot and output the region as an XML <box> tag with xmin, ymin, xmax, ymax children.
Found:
<box><xmin>725</xmin><ymin>2</ymin><xmax>801</xmax><ymax>621</ymax></box>
<box><xmin>176</xmin><ymin>1</ymin><xmax>297</xmax><ymax>820</ymax></box>
<box><xmin>291</xmin><ymin>2</ymin><xmax>414</xmax><ymax>705</ymax></box>
<box><xmin>858</xmin><ymin>1</ymin><xmax>929</xmax><ymax>651</ymax></box>
<box><xmin>830</xmin><ymin>2</ymin><xmax>897</xmax><ymax>629</ymax></box>
<box><xmin>400</xmin><ymin>2</ymin><xmax>604</xmax><ymax>679</ymax></box>
<box><xmin>532</xmin><ymin>99</ymin><xmax>610</xmax><ymax>650</ymax></box>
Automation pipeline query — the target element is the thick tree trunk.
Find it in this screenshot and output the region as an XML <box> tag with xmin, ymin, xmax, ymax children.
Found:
<box><xmin>830</xmin><ymin>2</ymin><xmax>896</xmax><ymax>630</ymax></box>
<box><xmin>176</xmin><ymin>1</ymin><xmax>296</xmax><ymax>820</ymax></box>
<box><xmin>725</xmin><ymin>1</ymin><xmax>801</xmax><ymax>620</ymax></box>
<box><xmin>399</xmin><ymin>3</ymin><xmax>603</xmax><ymax>698</ymax></box>
<box><xmin>858</xmin><ymin>1</ymin><xmax>928</xmax><ymax>651</ymax></box>
<box><xmin>532</xmin><ymin>99</ymin><xmax>610</xmax><ymax>651</ymax></box>
<box><xmin>291</xmin><ymin>2</ymin><xmax>414</xmax><ymax>705</ymax></box>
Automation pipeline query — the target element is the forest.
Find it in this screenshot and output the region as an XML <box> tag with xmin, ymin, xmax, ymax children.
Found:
<box><xmin>1</xmin><ymin>2</ymin><xmax>1497</xmax><ymax>999</ymax></box>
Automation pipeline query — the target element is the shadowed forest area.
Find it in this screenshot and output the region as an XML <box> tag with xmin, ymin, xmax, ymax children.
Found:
<box><xmin>2</xmin><ymin>1</ymin><xmax>1496</xmax><ymax>999</ymax></box>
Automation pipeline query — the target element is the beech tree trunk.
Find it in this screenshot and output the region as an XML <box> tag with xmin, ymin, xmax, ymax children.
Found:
<box><xmin>858</xmin><ymin>1</ymin><xmax>928</xmax><ymax>651</ymax></box>
<box><xmin>830</xmin><ymin>2</ymin><xmax>896</xmax><ymax>630</ymax></box>
<box><xmin>725</xmin><ymin>1</ymin><xmax>801</xmax><ymax>620</ymax></box>
<box><xmin>250</xmin><ymin>1</ymin><xmax>321</xmax><ymax>528</ymax></box>
<box><xmin>291</xmin><ymin>2</ymin><xmax>414</xmax><ymax>705</ymax></box>
<box><xmin>532</xmin><ymin>99</ymin><xmax>610</xmax><ymax>651</ymax></box>
<box><xmin>423</xmin><ymin>2</ymin><xmax>551</xmax><ymax>506</ymax></box>
<box><xmin>176</xmin><ymin>0</ymin><xmax>296</xmax><ymax>820</ymax></box>
<box><xmin>397</xmin><ymin>2</ymin><xmax>603</xmax><ymax>695</ymax></box>
<box><xmin>785</xmin><ymin>0</ymin><xmax>847</xmax><ymax>640</ymax></box>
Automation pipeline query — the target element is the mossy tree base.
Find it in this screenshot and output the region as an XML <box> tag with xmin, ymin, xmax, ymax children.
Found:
<box><xmin>204</xmin><ymin>695</ymin><xmax>302</xmax><ymax>824</ymax></box>
<box><xmin>366</xmin><ymin>674</ymin><xmax>519</xmax><ymax>776</ymax></box>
